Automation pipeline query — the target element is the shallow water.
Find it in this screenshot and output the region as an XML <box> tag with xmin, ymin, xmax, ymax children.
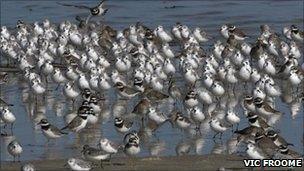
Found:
<box><xmin>0</xmin><ymin>0</ymin><xmax>303</xmax><ymax>162</ymax></box>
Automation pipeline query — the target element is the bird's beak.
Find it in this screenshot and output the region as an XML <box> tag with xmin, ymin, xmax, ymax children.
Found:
<box><xmin>63</xmin><ymin>163</ymin><xmax>68</xmax><ymax>167</ymax></box>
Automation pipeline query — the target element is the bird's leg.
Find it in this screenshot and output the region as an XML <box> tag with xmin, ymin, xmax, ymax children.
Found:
<box><xmin>216</xmin><ymin>97</ymin><xmax>220</xmax><ymax>108</ymax></box>
<box><xmin>72</xmin><ymin>99</ymin><xmax>75</xmax><ymax>109</ymax></box>
<box><xmin>219</xmin><ymin>132</ymin><xmax>223</xmax><ymax>139</ymax></box>
<box><xmin>55</xmin><ymin>84</ymin><xmax>60</xmax><ymax>91</ymax></box>
<box><xmin>195</xmin><ymin>123</ymin><xmax>202</xmax><ymax>136</ymax></box>
<box><xmin>7</xmin><ymin>58</ymin><xmax>10</xmax><ymax>67</ymax></box>
<box><xmin>296</xmin><ymin>86</ymin><xmax>299</xmax><ymax>97</ymax></box>
<box><xmin>243</xmin><ymin>82</ymin><xmax>248</xmax><ymax>92</ymax></box>
<box><xmin>99</xmin><ymin>92</ymin><xmax>105</xmax><ymax>99</ymax></box>
<box><xmin>173</xmin><ymin>99</ymin><xmax>177</xmax><ymax>109</ymax></box>
<box><xmin>108</xmin><ymin>156</ymin><xmax>112</xmax><ymax>166</ymax></box>
<box><xmin>86</xmin><ymin>13</ymin><xmax>92</xmax><ymax>24</ymax></box>
<box><xmin>45</xmin><ymin>139</ymin><xmax>50</xmax><ymax>147</ymax></box>
<box><xmin>45</xmin><ymin>76</ymin><xmax>48</xmax><ymax>85</ymax></box>
<box><xmin>194</xmin><ymin>80</ymin><xmax>198</xmax><ymax>89</ymax></box>
<box><xmin>100</xmin><ymin>160</ymin><xmax>104</xmax><ymax>168</ymax></box>
<box><xmin>169</xmin><ymin>75</ymin><xmax>173</xmax><ymax>84</ymax></box>
<box><xmin>195</xmin><ymin>124</ymin><xmax>199</xmax><ymax>136</ymax></box>
<box><xmin>213</xmin><ymin>132</ymin><xmax>219</xmax><ymax>139</ymax></box>
<box><xmin>141</xmin><ymin>116</ymin><xmax>146</xmax><ymax>127</ymax></box>
<box><xmin>35</xmin><ymin>95</ymin><xmax>38</xmax><ymax>107</ymax></box>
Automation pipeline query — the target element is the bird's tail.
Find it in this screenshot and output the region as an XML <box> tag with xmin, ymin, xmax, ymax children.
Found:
<box><xmin>61</xmin><ymin>131</ymin><xmax>68</xmax><ymax>135</ymax></box>
<box><xmin>61</xmin><ymin>126</ymin><xmax>68</xmax><ymax>131</ymax></box>
<box><xmin>234</xmin><ymin>129</ymin><xmax>243</xmax><ymax>134</ymax></box>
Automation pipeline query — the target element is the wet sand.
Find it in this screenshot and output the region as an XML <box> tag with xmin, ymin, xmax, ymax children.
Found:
<box><xmin>1</xmin><ymin>154</ymin><xmax>303</xmax><ymax>171</ymax></box>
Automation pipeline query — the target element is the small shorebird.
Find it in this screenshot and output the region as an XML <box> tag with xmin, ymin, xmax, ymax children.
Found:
<box><xmin>21</xmin><ymin>163</ymin><xmax>36</xmax><ymax>171</ymax></box>
<box><xmin>61</xmin><ymin>110</ymin><xmax>88</xmax><ymax>132</ymax></box>
<box><xmin>147</xmin><ymin>107</ymin><xmax>169</xmax><ymax>125</ymax></box>
<box><xmin>247</xmin><ymin>112</ymin><xmax>270</xmax><ymax>130</ymax></box>
<box><xmin>254</xmin><ymin>131</ymin><xmax>279</xmax><ymax>157</ymax></box>
<box><xmin>266</xmin><ymin>130</ymin><xmax>293</xmax><ymax>147</ymax></box>
<box><xmin>124</xmin><ymin>131</ymin><xmax>140</xmax><ymax>144</ymax></box>
<box><xmin>246</xmin><ymin>143</ymin><xmax>268</xmax><ymax>159</ymax></box>
<box><xmin>7</xmin><ymin>140</ymin><xmax>23</xmax><ymax>162</ymax></box>
<box><xmin>131</xmin><ymin>98</ymin><xmax>151</xmax><ymax>120</ymax></box>
<box><xmin>57</xmin><ymin>0</ymin><xmax>108</xmax><ymax>24</ymax></box>
<box><xmin>193</xmin><ymin>27</ymin><xmax>211</xmax><ymax>43</ymax></box>
<box><xmin>124</xmin><ymin>138</ymin><xmax>141</xmax><ymax>156</ymax></box>
<box><xmin>173</xmin><ymin>112</ymin><xmax>192</xmax><ymax>131</ymax></box>
<box><xmin>115</xmin><ymin>82</ymin><xmax>141</xmax><ymax>99</ymax></box>
<box><xmin>234</xmin><ymin>126</ymin><xmax>263</xmax><ymax>144</ymax></box>
<box><xmin>155</xmin><ymin>25</ymin><xmax>173</xmax><ymax>43</ymax></box>
<box><xmin>81</xmin><ymin>144</ymin><xmax>110</xmax><ymax>167</ymax></box>
<box><xmin>63</xmin><ymin>82</ymin><xmax>79</xmax><ymax>102</ymax></box>
<box><xmin>290</xmin><ymin>25</ymin><xmax>303</xmax><ymax>42</ymax></box>
<box><xmin>66</xmin><ymin>158</ymin><xmax>92</xmax><ymax>171</ymax></box>
<box><xmin>209</xmin><ymin>117</ymin><xmax>228</xmax><ymax>139</ymax></box>
<box><xmin>184</xmin><ymin>90</ymin><xmax>199</xmax><ymax>108</ymax></box>
<box><xmin>38</xmin><ymin>119</ymin><xmax>67</xmax><ymax>141</ymax></box>
<box><xmin>0</xmin><ymin>106</ymin><xmax>16</xmax><ymax>130</ymax></box>
<box><xmin>220</xmin><ymin>24</ymin><xmax>230</xmax><ymax>39</ymax></box>
<box><xmin>254</xmin><ymin>97</ymin><xmax>282</xmax><ymax>117</ymax></box>
<box><xmin>274</xmin><ymin>145</ymin><xmax>302</xmax><ymax>159</ymax></box>
<box><xmin>225</xmin><ymin>110</ymin><xmax>240</xmax><ymax>130</ymax></box>
<box><xmin>98</xmin><ymin>138</ymin><xmax>122</xmax><ymax>155</ymax></box>
<box><xmin>228</xmin><ymin>25</ymin><xmax>248</xmax><ymax>40</ymax></box>
<box><xmin>114</xmin><ymin>117</ymin><xmax>133</xmax><ymax>133</ymax></box>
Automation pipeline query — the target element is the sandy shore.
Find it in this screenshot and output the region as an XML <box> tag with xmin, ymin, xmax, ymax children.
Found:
<box><xmin>1</xmin><ymin>154</ymin><xmax>303</xmax><ymax>171</ymax></box>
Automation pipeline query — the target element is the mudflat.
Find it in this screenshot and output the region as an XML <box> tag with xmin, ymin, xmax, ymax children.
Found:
<box><xmin>1</xmin><ymin>154</ymin><xmax>303</xmax><ymax>171</ymax></box>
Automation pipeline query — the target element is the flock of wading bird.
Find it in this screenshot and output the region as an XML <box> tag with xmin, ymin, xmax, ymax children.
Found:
<box><xmin>0</xmin><ymin>1</ymin><xmax>304</xmax><ymax>170</ymax></box>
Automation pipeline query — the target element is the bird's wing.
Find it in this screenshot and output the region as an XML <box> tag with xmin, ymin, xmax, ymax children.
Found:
<box><xmin>258</xmin><ymin>118</ymin><xmax>270</xmax><ymax>129</ymax></box>
<box><xmin>255</xmin><ymin>145</ymin><xmax>271</xmax><ymax>158</ymax></box>
<box><xmin>109</xmin><ymin>141</ymin><xmax>121</xmax><ymax>149</ymax></box>
<box><xmin>264</xmin><ymin>103</ymin><xmax>280</xmax><ymax>113</ymax></box>
<box><xmin>97</xmin><ymin>0</ymin><xmax>106</xmax><ymax>8</ymax></box>
<box><xmin>67</xmin><ymin>116</ymin><xmax>83</xmax><ymax>129</ymax></box>
<box><xmin>56</xmin><ymin>2</ymin><xmax>90</xmax><ymax>9</ymax></box>
<box><xmin>125</xmin><ymin>120</ymin><xmax>133</xmax><ymax>128</ymax></box>
<box><xmin>234</xmin><ymin>28</ymin><xmax>248</xmax><ymax>37</ymax></box>
<box><xmin>234</xmin><ymin>126</ymin><xmax>252</xmax><ymax>135</ymax></box>
<box><xmin>85</xmin><ymin>14</ymin><xmax>93</xmax><ymax>24</ymax></box>
<box><xmin>278</xmin><ymin>136</ymin><xmax>293</xmax><ymax>146</ymax></box>
<box><xmin>50</xmin><ymin>125</ymin><xmax>68</xmax><ymax>135</ymax></box>
<box><xmin>90</xmin><ymin>148</ymin><xmax>108</xmax><ymax>156</ymax></box>
<box><xmin>75</xmin><ymin>158</ymin><xmax>91</xmax><ymax>168</ymax></box>
<box><xmin>124</xmin><ymin>87</ymin><xmax>141</xmax><ymax>94</ymax></box>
